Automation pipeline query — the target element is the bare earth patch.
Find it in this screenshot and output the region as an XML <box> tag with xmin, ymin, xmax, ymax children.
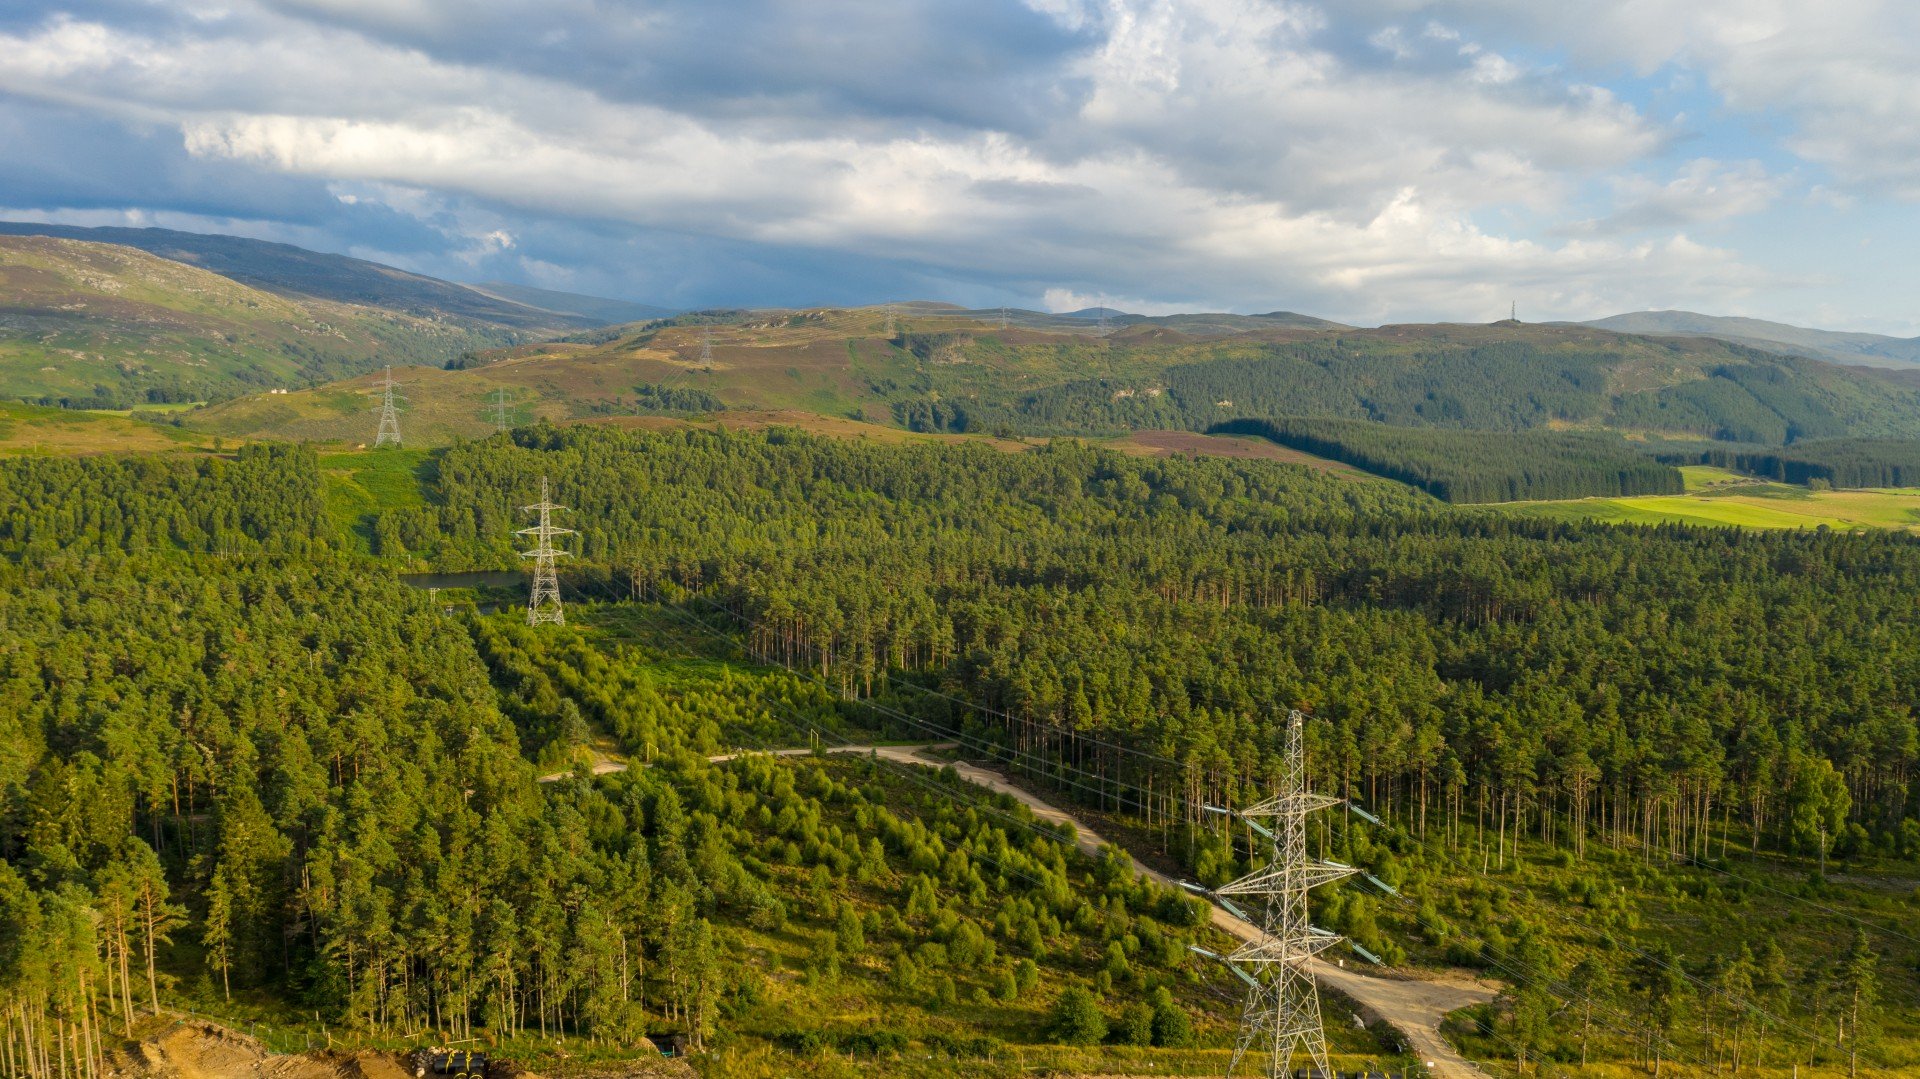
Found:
<box><xmin>1110</xmin><ymin>430</ymin><xmax>1368</xmax><ymax>474</ymax></box>
<box><xmin>105</xmin><ymin>1021</ymin><xmax>694</xmax><ymax>1079</ymax></box>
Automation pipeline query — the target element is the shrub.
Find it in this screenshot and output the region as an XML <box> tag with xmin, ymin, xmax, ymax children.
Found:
<box><xmin>776</xmin><ymin>1030</ymin><xmax>825</xmax><ymax>1056</ymax></box>
<box><xmin>1112</xmin><ymin>1001</ymin><xmax>1154</xmax><ymax>1046</ymax></box>
<box><xmin>1050</xmin><ymin>986</ymin><xmax>1108</xmax><ymax>1045</ymax></box>
<box><xmin>1149</xmin><ymin>988</ymin><xmax>1193</xmax><ymax>1048</ymax></box>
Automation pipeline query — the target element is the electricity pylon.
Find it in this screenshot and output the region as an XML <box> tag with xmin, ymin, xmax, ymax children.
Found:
<box><xmin>700</xmin><ymin>325</ymin><xmax>713</xmax><ymax>366</ymax></box>
<box><xmin>1210</xmin><ymin>709</ymin><xmax>1355</xmax><ymax>1077</ymax></box>
<box><xmin>884</xmin><ymin>305</ymin><xmax>896</xmax><ymax>336</ymax></box>
<box><xmin>517</xmin><ymin>476</ymin><xmax>573</xmax><ymax>626</ymax></box>
<box><xmin>490</xmin><ymin>387</ymin><xmax>512</xmax><ymax>433</ymax></box>
<box><xmin>371</xmin><ymin>365</ymin><xmax>404</xmax><ymax>447</ymax></box>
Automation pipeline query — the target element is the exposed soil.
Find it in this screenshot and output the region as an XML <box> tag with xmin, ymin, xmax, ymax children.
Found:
<box><xmin>1109</xmin><ymin>430</ymin><xmax>1368</xmax><ymax>474</ymax></box>
<box><xmin>106</xmin><ymin>1021</ymin><xmax>414</xmax><ymax>1079</ymax></box>
<box><xmin>103</xmin><ymin>1021</ymin><xmax>693</xmax><ymax>1079</ymax></box>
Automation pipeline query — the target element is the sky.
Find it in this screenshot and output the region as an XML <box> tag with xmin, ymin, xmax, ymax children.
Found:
<box><xmin>1</xmin><ymin>1</ymin><xmax>1916</xmax><ymax>333</ymax></box>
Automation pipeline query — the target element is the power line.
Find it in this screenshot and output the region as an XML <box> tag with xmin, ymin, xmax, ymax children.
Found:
<box><xmin>490</xmin><ymin>387</ymin><xmax>512</xmax><ymax>433</ymax></box>
<box><xmin>575</xmin><ymin>581</ymin><xmax>1883</xmax><ymax>1071</ymax></box>
<box><xmin>1216</xmin><ymin>709</ymin><xmax>1354</xmax><ymax>1077</ymax></box>
<box><xmin>371</xmin><ymin>365</ymin><xmax>405</xmax><ymax>447</ymax></box>
<box><xmin>517</xmin><ymin>476</ymin><xmax>573</xmax><ymax>626</ymax></box>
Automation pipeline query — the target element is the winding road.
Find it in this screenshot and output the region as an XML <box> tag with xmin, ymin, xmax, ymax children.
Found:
<box><xmin>541</xmin><ymin>741</ymin><xmax>1492</xmax><ymax>1074</ymax></box>
<box><xmin>708</xmin><ymin>743</ymin><xmax>1497</xmax><ymax>1077</ymax></box>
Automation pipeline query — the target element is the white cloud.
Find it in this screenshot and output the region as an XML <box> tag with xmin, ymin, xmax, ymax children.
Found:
<box><xmin>0</xmin><ymin>1</ymin><xmax>1801</xmax><ymax>321</ymax></box>
<box><xmin>1347</xmin><ymin>1</ymin><xmax>1920</xmax><ymax>197</ymax></box>
<box><xmin>1586</xmin><ymin>158</ymin><xmax>1786</xmax><ymax>232</ymax></box>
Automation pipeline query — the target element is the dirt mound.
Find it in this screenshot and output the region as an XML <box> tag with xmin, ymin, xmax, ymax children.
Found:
<box><xmin>107</xmin><ymin>1021</ymin><xmax>417</xmax><ymax>1079</ymax></box>
<box><xmin>105</xmin><ymin>1020</ymin><xmax>697</xmax><ymax>1079</ymax></box>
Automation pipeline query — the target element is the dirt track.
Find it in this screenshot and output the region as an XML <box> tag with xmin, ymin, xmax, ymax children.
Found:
<box><xmin>844</xmin><ymin>745</ymin><xmax>1499</xmax><ymax>1079</ymax></box>
<box><xmin>551</xmin><ymin>741</ymin><xmax>1493</xmax><ymax>1077</ymax></box>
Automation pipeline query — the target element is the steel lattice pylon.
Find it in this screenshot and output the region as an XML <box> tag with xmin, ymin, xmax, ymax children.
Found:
<box><xmin>517</xmin><ymin>476</ymin><xmax>573</xmax><ymax>626</ymax></box>
<box><xmin>372</xmin><ymin>365</ymin><xmax>405</xmax><ymax>447</ymax></box>
<box><xmin>1218</xmin><ymin>709</ymin><xmax>1355</xmax><ymax>1078</ymax></box>
<box><xmin>491</xmin><ymin>387</ymin><xmax>513</xmax><ymax>433</ymax></box>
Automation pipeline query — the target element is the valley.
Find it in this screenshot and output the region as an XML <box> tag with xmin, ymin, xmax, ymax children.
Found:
<box><xmin>13</xmin><ymin>2</ymin><xmax>1920</xmax><ymax>1075</ymax></box>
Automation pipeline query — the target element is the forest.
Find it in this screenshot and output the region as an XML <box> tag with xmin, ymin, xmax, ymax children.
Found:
<box><xmin>1208</xmin><ymin>418</ymin><xmax>1683</xmax><ymax>502</ymax></box>
<box><xmin>2</xmin><ymin>425</ymin><xmax>1917</xmax><ymax>1076</ymax></box>
<box><xmin>0</xmin><ymin>444</ymin><xmax>1281</xmax><ymax>1079</ymax></box>
<box><xmin>882</xmin><ymin>334</ymin><xmax>1920</xmax><ymax>445</ymax></box>
<box><xmin>1652</xmin><ymin>438</ymin><xmax>1920</xmax><ymax>489</ymax></box>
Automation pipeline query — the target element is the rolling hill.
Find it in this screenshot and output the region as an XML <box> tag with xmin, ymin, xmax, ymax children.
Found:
<box><xmin>1581</xmin><ymin>309</ymin><xmax>1920</xmax><ymax>370</ymax></box>
<box><xmin>0</xmin><ymin>222</ymin><xmax>592</xmax><ymax>331</ymax></box>
<box><xmin>468</xmin><ymin>280</ymin><xmax>677</xmax><ymax>324</ymax></box>
<box><xmin>185</xmin><ymin>303</ymin><xmax>1920</xmax><ymax>455</ymax></box>
<box><xmin>0</xmin><ymin>234</ymin><xmax>559</xmax><ymax>406</ymax></box>
<box><xmin>0</xmin><ymin>225</ymin><xmax>689</xmax><ymax>405</ymax></box>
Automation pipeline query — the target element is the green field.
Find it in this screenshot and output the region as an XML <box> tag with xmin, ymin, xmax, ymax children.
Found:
<box><xmin>318</xmin><ymin>448</ymin><xmax>433</xmax><ymax>552</ymax></box>
<box><xmin>1500</xmin><ymin>466</ymin><xmax>1920</xmax><ymax>531</ymax></box>
<box><xmin>0</xmin><ymin>399</ymin><xmax>209</xmax><ymax>454</ymax></box>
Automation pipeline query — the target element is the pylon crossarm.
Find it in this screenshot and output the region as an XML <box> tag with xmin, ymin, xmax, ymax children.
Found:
<box><xmin>1235</xmin><ymin>791</ymin><xmax>1344</xmax><ymax>817</ymax></box>
<box><xmin>1228</xmin><ymin>933</ymin><xmax>1344</xmax><ymax>964</ymax></box>
<box><xmin>1216</xmin><ymin>861</ymin><xmax>1358</xmax><ymax>895</ymax></box>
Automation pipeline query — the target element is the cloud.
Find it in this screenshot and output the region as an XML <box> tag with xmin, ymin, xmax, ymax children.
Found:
<box><xmin>1339</xmin><ymin>1</ymin><xmax>1920</xmax><ymax>196</ymax></box>
<box><xmin>1580</xmin><ymin>158</ymin><xmax>1787</xmax><ymax>233</ymax></box>
<box><xmin>0</xmin><ymin>0</ymin><xmax>1878</xmax><ymax>323</ymax></box>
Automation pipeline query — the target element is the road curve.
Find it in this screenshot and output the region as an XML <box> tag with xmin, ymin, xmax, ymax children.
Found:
<box><xmin>834</xmin><ymin>745</ymin><xmax>1496</xmax><ymax>1079</ymax></box>
<box><xmin>569</xmin><ymin>742</ymin><xmax>1494</xmax><ymax>1076</ymax></box>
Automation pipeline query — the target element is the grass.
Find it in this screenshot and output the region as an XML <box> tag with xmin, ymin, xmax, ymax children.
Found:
<box><xmin>1500</xmin><ymin>466</ymin><xmax>1920</xmax><ymax>532</ymax></box>
<box><xmin>0</xmin><ymin>399</ymin><xmax>211</xmax><ymax>454</ymax></box>
<box><xmin>317</xmin><ymin>448</ymin><xmax>434</xmax><ymax>552</ymax></box>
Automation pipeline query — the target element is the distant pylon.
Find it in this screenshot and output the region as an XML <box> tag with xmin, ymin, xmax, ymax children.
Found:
<box><xmin>999</xmin><ymin>306</ymin><xmax>1009</xmax><ymax>330</ymax></box>
<box><xmin>371</xmin><ymin>365</ymin><xmax>404</xmax><ymax>447</ymax></box>
<box><xmin>884</xmin><ymin>305</ymin><xmax>897</xmax><ymax>336</ymax></box>
<box><xmin>1215</xmin><ymin>710</ymin><xmax>1355</xmax><ymax>1077</ymax></box>
<box><xmin>700</xmin><ymin>325</ymin><xmax>713</xmax><ymax>365</ymax></box>
<box><xmin>517</xmin><ymin>476</ymin><xmax>573</xmax><ymax>626</ymax></box>
<box><xmin>490</xmin><ymin>387</ymin><xmax>512</xmax><ymax>433</ymax></box>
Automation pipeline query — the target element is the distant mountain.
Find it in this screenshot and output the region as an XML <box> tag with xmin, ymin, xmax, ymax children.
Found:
<box><xmin>191</xmin><ymin>305</ymin><xmax>1920</xmax><ymax>449</ymax></box>
<box><xmin>0</xmin><ymin>222</ymin><xmax>591</xmax><ymax>332</ymax></box>
<box><xmin>1581</xmin><ymin>310</ymin><xmax>1920</xmax><ymax>370</ymax></box>
<box><xmin>468</xmin><ymin>281</ymin><xmax>676</xmax><ymax>325</ymax></box>
<box><xmin>0</xmin><ymin>234</ymin><xmax>541</xmax><ymax>406</ymax></box>
<box><xmin>952</xmin><ymin>307</ymin><xmax>1349</xmax><ymax>337</ymax></box>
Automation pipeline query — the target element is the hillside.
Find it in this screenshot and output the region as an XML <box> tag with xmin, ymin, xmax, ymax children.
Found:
<box><xmin>0</xmin><ymin>224</ymin><xmax>670</xmax><ymax>404</ymax></box>
<box><xmin>0</xmin><ymin>222</ymin><xmax>594</xmax><ymax>331</ymax></box>
<box><xmin>1581</xmin><ymin>309</ymin><xmax>1920</xmax><ymax>370</ymax></box>
<box><xmin>0</xmin><ymin>399</ymin><xmax>211</xmax><ymax>454</ymax></box>
<box><xmin>470</xmin><ymin>280</ymin><xmax>677</xmax><ymax>324</ymax></box>
<box><xmin>188</xmin><ymin>305</ymin><xmax>1920</xmax><ymax>455</ymax></box>
<box><xmin>0</xmin><ymin>234</ymin><xmax>562</xmax><ymax>406</ymax></box>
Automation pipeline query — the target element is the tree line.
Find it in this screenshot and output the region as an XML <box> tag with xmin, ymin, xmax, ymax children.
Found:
<box><xmin>1655</xmin><ymin>437</ymin><xmax>1920</xmax><ymax>489</ymax></box>
<box><xmin>1211</xmin><ymin>417</ymin><xmax>1683</xmax><ymax>502</ymax></box>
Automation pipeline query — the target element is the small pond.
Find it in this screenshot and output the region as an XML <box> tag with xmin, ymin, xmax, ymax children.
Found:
<box><xmin>400</xmin><ymin>570</ymin><xmax>525</xmax><ymax>591</ymax></box>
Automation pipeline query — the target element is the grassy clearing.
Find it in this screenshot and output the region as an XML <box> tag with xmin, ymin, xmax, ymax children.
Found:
<box><xmin>1500</xmin><ymin>466</ymin><xmax>1920</xmax><ymax>532</ymax></box>
<box><xmin>0</xmin><ymin>399</ymin><xmax>210</xmax><ymax>454</ymax></box>
<box><xmin>317</xmin><ymin>447</ymin><xmax>434</xmax><ymax>552</ymax></box>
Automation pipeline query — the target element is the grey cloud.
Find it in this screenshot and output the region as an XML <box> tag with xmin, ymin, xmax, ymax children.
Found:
<box><xmin>0</xmin><ymin>0</ymin><xmax>1866</xmax><ymax>324</ymax></box>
